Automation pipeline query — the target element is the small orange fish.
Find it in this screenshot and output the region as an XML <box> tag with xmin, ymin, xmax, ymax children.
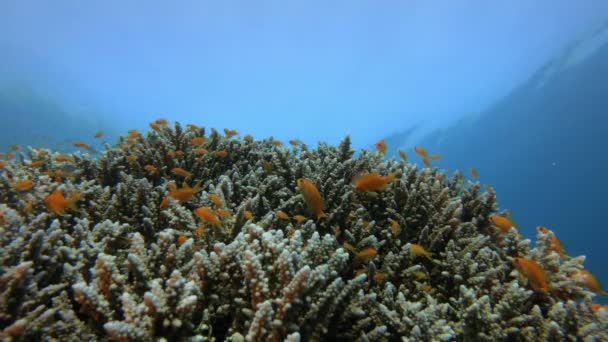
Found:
<box><xmin>224</xmin><ymin>128</ymin><xmax>238</xmax><ymax>137</ymax></box>
<box><xmin>155</xmin><ymin>118</ymin><xmax>169</xmax><ymax>125</ymax></box>
<box><xmin>196</xmin><ymin>225</ymin><xmax>206</xmax><ymax>238</ymax></box>
<box><xmin>414</xmin><ymin>146</ymin><xmax>428</xmax><ymax>158</ymax></box>
<box><xmin>168</xmin><ymin>182</ymin><xmax>204</xmax><ymax>202</ymax></box>
<box><xmin>177</xmin><ymin>235</ymin><xmax>189</xmax><ymax>244</ymax></box>
<box><xmin>13</xmin><ymin>180</ymin><xmax>35</xmax><ymax>191</ymax></box>
<box><xmin>172</xmin><ymin>167</ymin><xmax>193</xmax><ymax>178</ymax></box>
<box><xmin>270</xmin><ymin>140</ymin><xmax>283</xmax><ymax>146</ymax></box>
<box><xmin>30</xmin><ymin>160</ymin><xmax>46</xmax><ymax>167</ymax></box>
<box><xmin>297</xmin><ymin>178</ymin><xmax>326</xmax><ymax>220</ymax></box>
<box><xmin>398</xmin><ymin>149</ymin><xmax>407</xmax><ymax>162</ymax></box>
<box><xmin>537</xmin><ymin>226</ymin><xmax>566</xmax><ymax>257</ymax></box>
<box><xmin>94</xmin><ymin>131</ymin><xmax>104</xmax><ymax>138</ymax></box>
<box><xmin>490</xmin><ymin>215</ymin><xmax>517</xmax><ymax>233</ymax></box>
<box><xmin>144</xmin><ymin>164</ymin><xmax>157</xmax><ymax>174</ymax></box>
<box><xmin>430</xmin><ymin>154</ymin><xmax>441</xmax><ymax>161</ymax></box>
<box><xmin>74</xmin><ymin>142</ymin><xmax>91</xmax><ymax>149</ymax></box>
<box><xmin>356</xmin><ymin>247</ymin><xmax>377</xmax><ymax>261</ymax></box>
<box><xmin>187</xmin><ymin>123</ymin><xmax>201</xmax><ymax>131</ymax></box>
<box><xmin>209</xmin><ymin>193</ymin><xmax>223</xmax><ymax>208</ymax></box>
<box><xmin>55</xmin><ymin>155</ymin><xmax>74</xmax><ymax>163</ymax></box>
<box><xmin>422</xmin><ymin>157</ymin><xmax>431</xmax><ymax>168</ymax></box>
<box><xmin>194</xmin><ymin>207</ymin><xmax>222</xmax><ymax>227</ymax></box>
<box><xmin>44</xmin><ymin>189</ymin><xmax>81</xmax><ymax>215</ymax></box>
<box><xmin>375</xmin><ymin>139</ymin><xmax>387</xmax><ymax>155</ymax></box>
<box><xmin>0</xmin><ymin>161</ymin><xmax>7</xmax><ymax>168</ymax></box>
<box><xmin>353</xmin><ymin>173</ymin><xmax>396</xmax><ymax>192</ymax></box>
<box><xmin>11</xmin><ymin>144</ymin><xmax>20</xmax><ymax>151</ymax></box>
<box><xmin>292</xmin><ymin>214</ymin><xmax>306</xmax><ymax>223</ymax></box>
<box><xmin>389</xmin><ymin>219</ymin><xmax>401</xmax><ymax>236</ymax></box>
<box><xmin>193</xmin><ymin>148</ymin><xmax>209</xmax><ymax>155</ymax></box>
<box><xmin>160</xmin><ymin>196</ymin><xmax>171</xmax><ymax>209</ymax></box>
<box><xmin>244</xmin><ymin>210</ymin><xmax>254</xmax><ymax>220</ymax></box>
<box><xmin>150</xmin><ymin>122</ymin><xmax>161</xmax><ymax>131</ymax></box>
<box><xmin>126</xmin><ymin>155</ymin><xmax>137</xmax><ymax>162</ymax></box>
<box><xmin>373</xmin><ymin>272</ymin><xmax>389</xmax><ymax>284</ymax></box>
<box><xmin>512</xmin><ymin>257</ymin><xmax>549</xmax><ymax>292</ymax></box>
<box><xmin>214</xmin><ymin>150</ymin><xmax>228</xmax><ymax>157</ymax></box>
<box><xmin>410</xmin><ymin>244</ymin><xmax>433</xmax><ymax>259</ymax></box>
<box><xmin>289</xmin><ymin>139</ymin><xmax>300</xmax><ymax>146</ymax></box>
<box><xmin>22</xmin><ymin>200</ymin><xmax>33</xmax><ymax>214</ymax></box>
<box><xmin>343</xmin><ymin>242</ymin><xmax>357</xmax><ymax>253</ymax></box>
<box><xmin>192</xmin><ymin>137</ymin><xmax>206</xmax><ymax>145</ymax></box>
<box><xmin>470</xmin><ymin>167</ymin><xmax>478</xmax><ymax>180</ymax></box>
<box><xmin>7</xmin><ymin>152</ymin><xmax>15</xmax><ymax>160</ymax></box>
<box><xmin>262</xmin><ymin>161</ymin><xmax>273</xmax><ymax>175</ymax></box>
<box><xmin>216</xmin><ymin>208</ymin><xmax>232</xmax><ymax>219</ymax></box>
<box><xmin>572</xmin><ymin>270</ymin><xmax>606</xmax><ymax>295</ymax></box>
<box><xmin>277</xmin><ymin>211</ymin><xmax>290</xmax><ymax>220</ymax></box>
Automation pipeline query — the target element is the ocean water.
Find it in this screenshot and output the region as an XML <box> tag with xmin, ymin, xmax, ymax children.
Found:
<box><xmin>1</xmin><ymin>2</ymin><xmax>608</xmax><ymax>339</ymax></box>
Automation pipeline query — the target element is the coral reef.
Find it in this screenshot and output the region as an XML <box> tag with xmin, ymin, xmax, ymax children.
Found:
<box><xmin>0</xmin><ymin>121</ymin><xmax>606</xmax><ymax>341</ymax></box>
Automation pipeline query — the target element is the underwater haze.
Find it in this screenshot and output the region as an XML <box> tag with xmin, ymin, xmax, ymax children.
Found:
<box><xmin>1</xmin><ymin>1</ymin><xmax>608</xmax><ymax>340</ymax></box>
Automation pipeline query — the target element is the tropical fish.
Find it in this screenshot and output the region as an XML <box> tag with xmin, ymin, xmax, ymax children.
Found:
<box><xmin>214</xmin><ymin>150</ymin><xmax>228</xmax><ymax>157</ymax></box>
<box><xmin>430</xmin><ymin>154</ymin><xmax>441</xmax><ymax>160</ymax></box>
<box><xmin>194</xmin><ymin>207</ymin><xmax>222</xmax><ymax>227</ymax></box>
<box><xmin>192</xmin><ymin>137</ymin><xmax>206</xmax><ymax>145</ymax></box>
<box><xmin>375</xmin><ymin>139</ymin><xmax>387</xmax><ymax>155</ymax></box>
<box><xmin>277</xmin><ymin>211</ymin><xmax>290</xmax><ymax>220</ymax></box>
<box><xmin>356</xmin><ymin>247</ymin><xmax>377</xmax><ymax>261</ymax></box>
<box><xmin>94</xmin><ymin>131</ymin><xmax>104</xmax><ymax>138</ymax></box>
<box><xmin>410</xmin><ymin>244</ymin><xmax>433</xmax><ymax>259</ymax></box>
<box><xmin>155</xmin><ymin>118</ymin><xmax>169</xmax><ymax>125</ymax></box>
<box><xmin>414</xmin><ymin>146</ymin><xmax>429</xmax><ymax>158</ymax></box>
<box><xmin>55</xmin><ymin>155</ymin><xmax>74</xmax><ymax>163</ymax></box>
<box><xmin>13</xmin><ymin>180</ymin><xmax>35</xmax><ymax>191</ymax></box>
<box><xmin>422</xmin><ymin>158</ymin><xmax>431</xmax><ymax>168</ymax></box>
<box><xmin>490</xmin><ymin>215</ymin><xmax>517</xmax><ymax>233</ymax></box>
<box><xmin>224</xmin><ymin>128</ymin><xmax>238</xmax><ymax>137</ymax></box>
<box><xmin>172</xmin><ymin>167</ymin><xmax>193</xmax><ymax>178</ymax></box>
<box><xmin>537</xmin><ymin>226</ymin><xmax>566</xmax><ymax>257</ymax></box>
<box><xmin>470</xmin><ymin>167</ymin><xmax>478</xmax><ymax>180</ymax></box>
<box><xmin>297</xmin><ymin>178</ymin><xmax>326</xmax><ymax>220</ymax></box>
<box><xmin>353</xmin><ymin>173</ymin><xmax>396</xmax><ymax>192</ymax></box>
<box><xmin>209</xmin><ymin>193</ymin><xmax>223</xmax><ymax>208</ymax></box>
<box><xmin>572</xmin><ymin>270</ymin><xmax>606</xmax><ymax>295</ymax></box>
<box><xmin>44</xmin><ymin>189</ymin><xmax>81</xmax><ymax>215</ymax></box>
<box><xmin>512</xmin><ymin>257</ymin><xmax>549</xmax><ymax>292</ymax></box>
<box><xmin>168</xmin><ymin>182</ymin><xmax>203</xmax><ymax>202</ymax></box>
<box><xmin>398</xmin><ymin>149</ymin><xmax>407</xmax><ymax>162</ymax></box>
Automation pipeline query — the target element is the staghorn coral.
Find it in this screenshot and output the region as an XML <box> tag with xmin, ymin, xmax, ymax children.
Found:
<box><xmin>0</xmin><ymin>122</ymin><xmax>606</xmax><ymax>341</ymax></box>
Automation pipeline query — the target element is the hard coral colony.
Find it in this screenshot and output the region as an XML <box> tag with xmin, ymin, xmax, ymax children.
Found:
<box><xmin>0</xmin><ymin>120</ymin><xmax>606</xmax><ymax>341</ymax></box>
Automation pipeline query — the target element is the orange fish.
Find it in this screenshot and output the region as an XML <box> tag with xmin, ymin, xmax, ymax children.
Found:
<box><xmin>196</xmin><ymin>225</ymin><xmax>206</xmax><ymax>238</ymax></box>
<box><xmin>209</xmin><ymin>193</ymin><xmax>223</xmax><ymax>208</ymax></box>
<box><xmin>0</xmin><ymin>161</ymin><xmax>8</xmax><ymax>168</ymax></box>
<box><xmin>11</xmin><ymin>144</ymin><xmax>20</xmax><ymax>151</ymax></box>
<box><xmin>13</xmin><ymin>180</ymin><xmax>35</xmax><ymax>191</ymax></box>
<box><xmin>214</xmin><ymin>150</ymin><xmax>228</xmax><ymax>157</ymax></box>
<box><xmin>262</xmin><ymin>161</ymin><xmax>273</xmax><ymax>175</ymax></box>
<box><xmin>187</xmin><ymin>123</ymin><xmax>201</xmax><ymax>131</ymax></box>
<box><xmin>512</xmin><ymin>257</ymin><xmax>550</xmax><ymax>292</ymax></box>
<box><xmin>289</xmin><ymin>139</ymin><xmax>300</xmax><ymax>146</ymax></box>
<box><xmin>422</xmin><ymin>157</ymin><xmax>431</xmax><ymax>168</ymax></box>
<box><xmin>126</xmin><ymin>155</ymin><xmax>137</xmax><ymax>162</ymax></box>
<box><xmin>194</xmin><ymin>207</ymin><xmax>222</xmax><ymax>227</ymax></box>
<box><xmin>244</xmin><ymin>210</ymin><xmax>254</xmax><ymax>220</ymax></box>
<box><xmin>410</xmin><ymin>244</ymin><xmax>433</xmax><ymax>259</ymax></box>
<box><xmin>353</xmin><ymin>173</ymin><xmax>396</xmax><ymax>192</ymax></box>
<box><xmin>470</xmin><ymin>167</ymin><xmax>478</xmax><ymax>180</ymax></box>
<box><xmin>216</xmin><ymin>208</ymin><xmax>232</xmax><ymax>219</ymax></box>
<box><xmin>192</xmin><ymin>137</ymin><xmax>206</xmax><ymax>145</ymax></box>
<box><xmin>177</xmin><ymin>235</ymin><xmax>189</xmax><ymax>244</ymax></box>
<box><xmin>430</xmin><ymin>154</ymin><xmax>441</xmax><ymax>161</ymax></box>
<box><xmin>168</xmin><ymin>182</ymin><xmax>203</xmax><ymax>202</ymax></box>
<box><xmin>398</xmin><ymin>149</ymin><xmax>407</xmax><ymax>162</ymax></box>
<box><xmin>30</xmin><ymin>160</ymin><xmax>46</xmax><ymax>167</ymax></box>
<box><xmin>74</xmin><ymin>142</ymin><xmax>92</xmax><ymax>149</ymax></box>
<box><xmin>277</xmin><ymin>211</ymin><xmax>290</xmax><ymax>220</ymax></box>
<box><xmin>224</xmin><ymin>128</ymin><xmax>238</xmax><ymax>137</ymax></box>
<box><xmin>44</xmin><ymin>189</ymin><xmax>81</xmax><ymax>215</ymax></box>
<box><xmin>389</xmin><ymin>219</ymin><xmax>401</xmax><ymax>236</ymax></box>
<box><xmin>150</xmin><ymin>122</ymin><xmax>161</xmax><ymax>131</ymax></box>
<box><xmin>537</xmin><ymin>226</ymin><xmax>566</xmax><ymax>257</ymax></box>
<box><xmin>490</xmin><ymin>215</ymin><xmax>517</xmax><ymax>233</ymax></box>
<box><xmin>193</xmin><ymin>148</ymin><xmax>208</xmax><ymax>155</ymax></box>
<box><xmin>292</xmin><ymin>214</ymin><xmax>306</xmax><ymax>224</ymax></box>
<box><xmin>155</xmin><ymin>118</ymin><xmax>169</xmax><ymax>125</ymax></box>
<box><xmin>376</xmin><ymin>139</ymin><xmax>387</xmax><ymax>155</ymax></box>
<box><xmin>572</xmin><ymin>270</ymin><xmax>606</xmax><ymax>295</ymax></box>
<box><xmin>373</xmin><ymin>272</ymin><xmax>389</xmax><ymax>284</ymax></box>
<box><xmin>94</xmin><ymin>131</ymin><xmax>104</xmax><ymax>138</ymax></box>
<box><xmin>297</xmin><ymin>178</ymin><xmax>326</xmax><ymax>220</ymax></box>
<box><xmin>270</xmin><ymin>140</ymin><xmax>283</xmax><ymax>146</ymax></box>
<box><xmin>144</xmin><ymin>164</ymin><xmax>157</xmax><ymax>174</ymax></box>
<box><xmin>244</xmin><ymin>134</ymin><xmax>254</xmax><ymax>143</ymax></box>
<box><xmin>6</xmin><ymin>152</ymin><xmax>15</xmax><ymax>160</ymax></box>
<box><xmin>414</xmin><ymin>146</ymin><xmax>429</xmax><ymax>158</ymax></box>
<box><xmin>356</xmin><ymin>247</ymin><xmax>377</xmax><ymax>261</ymax></box>
<box><xmin>172</xmin><ymin>167</ymin><xmax>193</xmax><ymax>178</ymax></box>
<box><xmin>55</xmin><ymin>155</ymin><xmax>74</xmax><ymax>163</ymax></box>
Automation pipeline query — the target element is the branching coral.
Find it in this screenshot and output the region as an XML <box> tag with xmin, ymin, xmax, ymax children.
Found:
<box><xmin>0</xmin><ymin>122</ymin><xmax>605</xmax><ymax>341</ymax></box>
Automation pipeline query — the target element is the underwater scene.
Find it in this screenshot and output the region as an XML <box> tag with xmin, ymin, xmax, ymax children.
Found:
<box><xmin>1</xmin><ymin>2</ymin><xmax>607</xmax><ymax>341</ymax></box>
